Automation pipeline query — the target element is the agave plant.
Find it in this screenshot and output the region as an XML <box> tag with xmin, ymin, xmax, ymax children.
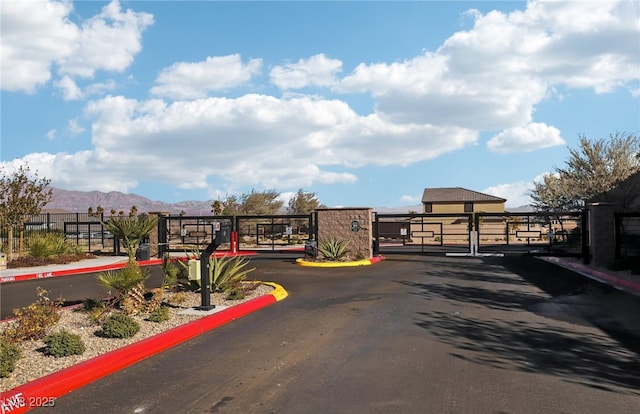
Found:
<box><xmin>318</xmin><ymin>237</ymin><xmax>350</xmax><ymax>261</ymax></box>
<box><xmin>210</xmin><ymin>255</ymin><xmax>256</xmax><ymax>292</ymax></box>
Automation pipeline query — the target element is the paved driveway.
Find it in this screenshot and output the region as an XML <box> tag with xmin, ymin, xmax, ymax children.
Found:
<box><xmin>38</xmin><ymin>255</ymin><xmax>640</xmax><ymax>414</ymax></box>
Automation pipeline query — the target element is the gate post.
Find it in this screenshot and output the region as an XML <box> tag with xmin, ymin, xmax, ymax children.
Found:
<box><xmin>587</xmin><ymin>203</ymin><xmax>615</xmax><ymax>268</ymax></box>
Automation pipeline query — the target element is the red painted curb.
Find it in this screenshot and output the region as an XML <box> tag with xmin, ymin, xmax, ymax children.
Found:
<box><xmin>0</xmin><ymin>293</ymin><xmax>277</xmax><ymax>413</ymax></box>
<box><xmin>369</xmin><ymin>255</ymin><xmax>385</xmax><ymax>264</ymax></box>
<box><xmin>541</xmin><ymin>257</ymin><xmax>640</xmax><ymax>295</ymax></box>
<box><xmin>0</xmin><ymin>251</ymin><xmax>257</xmax><ymax>284</ymax></box>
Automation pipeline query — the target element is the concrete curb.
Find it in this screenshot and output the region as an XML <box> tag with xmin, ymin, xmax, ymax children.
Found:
<box><xmin>539</xmin><ymin>256</ymin><xmax>640</xmax><ymax>296</ymax></box>
<box><xmin>295</xmin><ymin>255</ymin><xmax>385</xmax><ymax>267</ymax></box>
<box><xmin>0</xmin><ymin>252</ymin><xmax>257</xmax><ymax>284</ymax></box>
<box><xmin>0</xmin><ymin>282</ymin><xmax>287</xmax><ymax>414</ymax></box>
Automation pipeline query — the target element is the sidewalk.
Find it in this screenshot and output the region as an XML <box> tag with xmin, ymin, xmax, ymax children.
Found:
<box><xmin>0</xmin><ymin>256</ymin><xmax>132</xmax><ymax>283</ymax></box>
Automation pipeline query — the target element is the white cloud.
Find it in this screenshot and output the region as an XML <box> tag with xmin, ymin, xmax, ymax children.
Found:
<box><xmin>46</xmin><ymin>129</ymin><xmax>56</xmax><ymax>141</ymax></box>
<box><xmin>150</xmin><ymin>55</ymin><xmax>263</xmax><ymax>100</ymax></box>
<box><xmin>270</xmin><ymin>53</ymin><xmax>343</xmax><ymax>90</ymax></box>
<box><xmin>54</xmin><ymin>76</ymin><xmax>82</xmax><ymax>101</ymax></box>
<box><xmin>483</xmin><ymin>181</ymin><xmax>534</xmax><ymax>208</ymax></box>
<box><xmin>1</xmin><ymin>0</ymin><xmax>152</xmax><ymax>94</ymax></box>
<box><xmin>1</xmin><ymin>0</ymin><xmax>78</xmax><ymax>92</ymax></box>
<box><xmin>400</xmin><ymin>195</ymin><xmax>421</xmax><ymax>203</ymax></box>
<box><xmin>57</xmin><ymin>0</ymin><xmax>154</xmax><ymax>78</ymax></box>
<box><xmin>337</xmin><ymin>0</ymin><xmax>638</xmax><ymax>130</ymax></box>
<box><xmin>487</xmin><ymin>122</ymin><xmax>565</xmax><ymax>154</ymax></box>
<box><xmin>68</xmin><ymin>119</ymin><xmax>85</xmax><ymax>136</ymax></box>
<box><xmin>11</xmin><ymin>93</ymin><xmax>473</xmax><ymax>194</ymax></box>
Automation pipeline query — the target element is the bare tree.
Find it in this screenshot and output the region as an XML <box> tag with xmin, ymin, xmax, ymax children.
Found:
<box><xmin>0</xmin><ymin>165</ymin><xmax>52</xmax><ymax>259</ymax></box>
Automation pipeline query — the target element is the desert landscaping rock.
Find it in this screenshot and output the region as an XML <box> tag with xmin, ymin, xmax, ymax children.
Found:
<box><xmin>0</xmin><ymin>285</ymin><xmax>273</xmax><ymax>392</ymax></box>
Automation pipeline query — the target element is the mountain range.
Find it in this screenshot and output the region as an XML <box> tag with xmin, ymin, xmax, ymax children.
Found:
<box><xmin>44</xmin><ymin>187</ymin><xmax>429</xmax><ymax>215</ymax></box>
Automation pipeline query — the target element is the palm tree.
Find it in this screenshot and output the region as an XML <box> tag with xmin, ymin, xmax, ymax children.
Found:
<box><xmin>102</xmin><ymin>214</ymin><xmax>158</xmax><ymax>262</ymax></box>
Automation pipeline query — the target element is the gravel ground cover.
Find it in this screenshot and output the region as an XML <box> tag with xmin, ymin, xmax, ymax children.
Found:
<box><xmin>0</xmin><ymin>284</ymin><xmax>273</xmax><ymax>392</ymax></box>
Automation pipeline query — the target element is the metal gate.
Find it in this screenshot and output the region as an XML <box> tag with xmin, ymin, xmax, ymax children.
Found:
<box><xmin>158</xmin><ymin>215</ymin><xmax>234</xmax><ymax>256</ymax></box>
<box><xmin>374</xmin><ymin>211</ymin><xmax>587</xmax><ymax>257</ymax></box>
<box><xmin>374</xmin><ymin>213</ymin><xmax>474</xmax><ymax>255</ymax></box>
<box><xmin>474</xmin><ymin>211</ymin><xmax>587</xmax><ymax>257</ymax></box>
<box><xmin>235</xmin><ymin>214</ymin><xmax>315</xmax><ymax>253</ymax></box>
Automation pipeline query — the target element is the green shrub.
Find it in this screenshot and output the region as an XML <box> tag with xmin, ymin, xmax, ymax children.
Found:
<box><xmin>211</xmin><ymin>255</ymin><xmax>255</xmax><ymax>292</ymax></box>
<box><xmin>318</xmin><ymin>237</ymin><xmax>350</xmax><ymax>261</ymax></box>
<box><xmin>2</xmin><ymin>287</ymin><xmax>62</xmax><ymax>342</ymax></box>
<box><xmin>27</xmin><ymin>233</ymin><xmax>72</xmax><ymax>258</ymax></box>
<box><xmin>43</xmin><ymin>330</ymin><xmax>85</xmax><ymax>358</ymax></box>
<box><xmin>147</xmin><ymin>306</ymin><xmax>170</xmax><ymax>323</ymax></box>
<box><xmin>189</xmin><ymin>255</ymin><xmax>256</xmax><ymax>293</ymax></box>
<box><xmin>100</xmin><ymin>313</ymin><xmax>140</xmax><ymax>338</ymax></box>
<box><xmin>0</xmin><ymin>339</ymin><xmax>21</xmax><ymax>377</ymax></box>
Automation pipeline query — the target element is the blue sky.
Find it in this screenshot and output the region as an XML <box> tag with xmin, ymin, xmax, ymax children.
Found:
<box><xmin>1</xmin><ymin>0</ymin><xmax>639</xmax><ymax>209</ymax></box>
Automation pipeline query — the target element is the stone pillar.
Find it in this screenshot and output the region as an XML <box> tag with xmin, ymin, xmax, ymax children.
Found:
<box><xmin>588</xmin><ymin>203</ymin><xmax>615</xmax><ymax>268</ymax></box>
<box><xmin>315</xmin><ymin>207</ymin><xmax>373</xmax><ymax>260</ymax></box>
<box><xmin>148</xmin><ymin>211</ymin><xmax>170</xmax><ymax>258</ymax></box>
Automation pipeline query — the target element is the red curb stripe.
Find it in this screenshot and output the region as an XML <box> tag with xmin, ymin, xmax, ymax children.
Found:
<box><xmin>0</xmin><ymin>251</ymin><xmax>258</xmax><ymax>284</ymax></box>
<box><xmin>540</xmin><ymin>257</ymin><xmax>640</xmax><ymax>295</ymax></box>
<box><xmin>0</xmin><ymin>293</ymin><xmax>278</xmax><ymax>413</ymax></box>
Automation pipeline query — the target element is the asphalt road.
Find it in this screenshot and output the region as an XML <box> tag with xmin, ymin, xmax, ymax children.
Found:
<box><xmin>18</xmin><ymin>254</ymin><xmax>640</xmax><ymax>414</ymax></box>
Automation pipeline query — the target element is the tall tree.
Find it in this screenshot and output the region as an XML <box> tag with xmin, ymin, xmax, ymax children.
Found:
<box><xmin>288</xmin><ymin>188</ymin><xmax>321</xmax><ymax>214</ymax></box>
<box><xmin>530</xmin><ymin>132</ymin><xmax>640</xmax><ymax>211</ymax></box>
<box><xmin>240</xmin><ymin>189</ymin><xmax>283</xmax><ymax>215</ymax></box>
<box><xmin>530</xmin><ymin>173</ymin><xmax>581</xmax><ymax>212</ymax></box>
<box><xmin>0</xmin><ymin>165</ymin><xmax>52</xmax><ymax>259</ymax></box>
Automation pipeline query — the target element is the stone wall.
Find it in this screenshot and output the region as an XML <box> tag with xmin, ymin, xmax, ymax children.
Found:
<box><xmin>316</xmin><ymin>207</ymin><xmax>373</xmax><ymax>259</ymax></box>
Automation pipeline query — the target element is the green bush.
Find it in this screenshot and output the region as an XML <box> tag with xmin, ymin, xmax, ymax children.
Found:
<box><xmin>43</xmin><ymin>330</ymin><xmax>85</xmax><ymax>358</ymax></box>
<box><xmin>2</xmin><ymin>287</ymin><xmax>62</xmax><ymax>342</ymax></box>
<box><xmin>100</xmin><ymin>313</ymin><xmax>140</xmax><ymax>338</ymax></box>
<box><xmin>147</xmin><ymin>306</ymin><xmax>170</xmax><ymax>323</ymax></box>
<box><xmin>0</xmin><ymin>339</ymin><xmax>21</xmax><ymax>378</ymax></box>
<box><xmin>27</xmin><ymin>233</ymin><xmax>72</xmax><ymax>258</ymax></box>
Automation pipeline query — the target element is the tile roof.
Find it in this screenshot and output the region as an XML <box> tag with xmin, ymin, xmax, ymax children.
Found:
<box><xmin>422</xmin><ymin>187</ymin><xmax>507</xmax><ymax>203</ymax></box>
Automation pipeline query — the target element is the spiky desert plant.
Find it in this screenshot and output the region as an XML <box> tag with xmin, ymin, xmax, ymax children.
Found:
<box><xmin>210</xmin><ymin>255</ymin><xmax>256</xmax><ymax>292</ymax></box>
<box><xmin>101</xmin><ymin>214</ymin><xmax>157</xmax><ymax>262</ymax></box>
<box><xmin>318</xmin><ymin>237</ymin><xmax>350</xmax><ymax>261</ymax></box>
<box><xmin>97</xmin><ymin>261</ymin><xmax>149</xmax><ymax>310</ymax></box>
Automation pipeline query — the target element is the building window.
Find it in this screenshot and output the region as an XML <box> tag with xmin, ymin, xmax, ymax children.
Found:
<box><xmin>424</xmin><ymin>203</ymin><xmax>433</xmax><ymax>213</ymax></box>
<box><xmin>464</xmin><ymin>202</ymin><xmax>473</xmax><ymax>212</ymax></box>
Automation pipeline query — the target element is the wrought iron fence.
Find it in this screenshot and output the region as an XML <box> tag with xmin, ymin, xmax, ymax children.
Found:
<box><xmin>0</xmin><ymin>212</ymin><xmax>115</xmax><ymax>256</ymax></box>
<box><xmin>615</xmin><ymin>213</ymin><xmax>640</xmax><ymax>258</ymax></box>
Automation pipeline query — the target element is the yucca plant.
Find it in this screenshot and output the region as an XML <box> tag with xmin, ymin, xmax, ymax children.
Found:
<box><xmin>97</xmin><ymin>261</ymin><xmax>149</xmax><ymax>313</ymax></box>
<box><xmin>101</xmin><ymin>214</ymin><xmax>157</xmax><ymax>262</ymax></box>
<box><xmin>318</xmin><ymin>237</ymin><xmax>350</xmax><ymax>261</ymax></box>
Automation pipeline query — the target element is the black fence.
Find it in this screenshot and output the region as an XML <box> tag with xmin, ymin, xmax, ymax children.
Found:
<box><xmin>475</xmin><ymin>211</ymin><xmax>586</xmax><ymax>256</ymax></box>
<box><xmin>374</xmin><ymin>213</ymin><xmax>474</xmax><ymax>255</ymax></box>
<box><xmin>615</xmin><ymin>213</ymin><xmax>640</xmax><ymax>259</ymax></box>
<box><xmin>1</xmin><ymin>212</ymin><xmax>116</xmax><ymax>255</ymax></box>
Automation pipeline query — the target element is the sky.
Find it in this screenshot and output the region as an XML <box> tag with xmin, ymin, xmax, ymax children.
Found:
<box><xmin>1</xmin><ymin>0</ymin><xmax>639</xmax><ymax>210</ymax></box>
